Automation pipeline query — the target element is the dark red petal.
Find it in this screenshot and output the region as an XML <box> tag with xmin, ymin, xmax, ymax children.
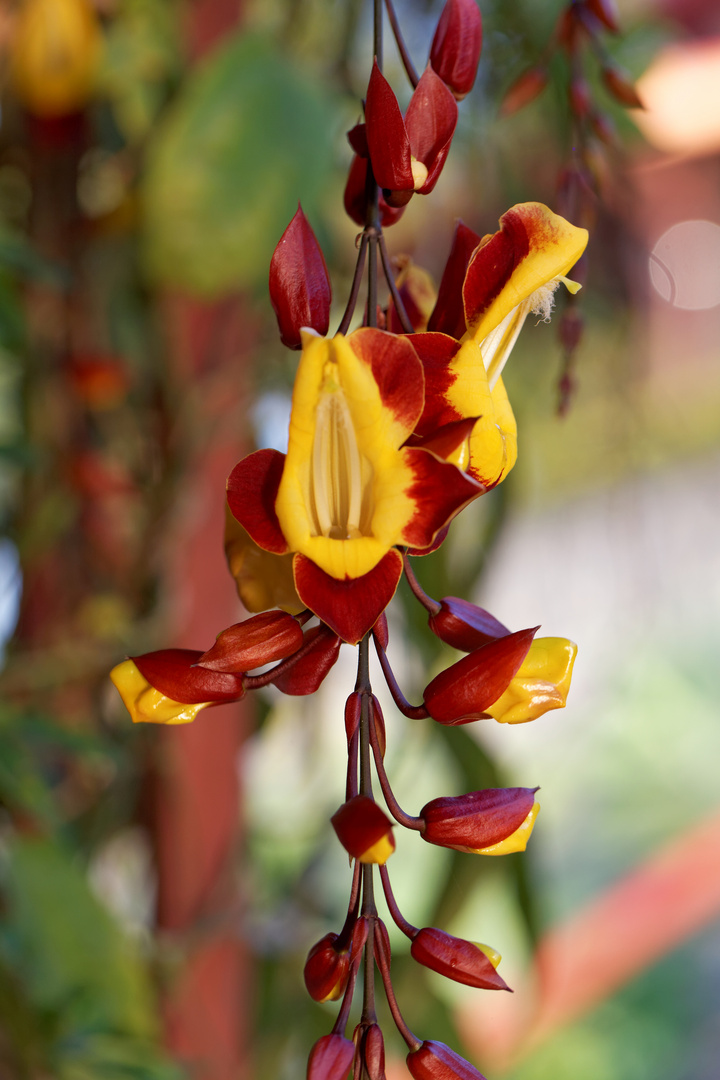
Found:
<box><xmin>344</xmin><ymin>154</ymin><xmax>407</xmax><ymax>228</ymax></box>
<box><xmin>294</xmin><ymin>550</ymin><xmax>403</xmax><ymax>645</ymax></box>
<box><xmin>331</xmin><ymin>795</ymin><xmax>393</xmax><ymax>858</ymax></box>
<box><xmin>269</xmin><ymin>205</ymin><xmax>331</xmax><ymax>349</ymax></box>
<box><xmin>271</xmin><ymin>625</ymin><xmax>341</xmax><ymax>695</ymax></box>
<box><xmin>406</xmin><ymin>523</ymin><xmax>450</xmax><ymax>557</ymax></box>
<box><xmin>226</xmin><ymin>448</ymin><xmax>288</xmax><ymax>554</ymax></box>
<box><xmin>348</xmin><ymin>327</ymin><xmax>425</xmax><ymax>433</ymax></box>
<box><xmin>197</xmin><ymin>611</ymin><xmax>303</xmax><ymax>672</ymax></box>
<box><xmin>427</xmin><ymin>221</ymin><xmax>482</xmax><ymax>338</ymax></box>
<box><xmin>347</xmin><ymin>122</ymin><xmax>369</xmax><ymax>157</ymax></box>
<box><xmin>410</xmin><ymin>927</ymin><xmax>509</xmax><ymax>990</ymax></box>
<box><xmin>307</xmin><ymin>1033</ymin><xmax>356</xmax><ymax>1080</ymax></box>
<box><xmin>400</xmin><ymin>448</ymin><xmax>481</xmax><ymax>551</ymax></box>
<box><xmin>429</xmin><ymin>0</ymin><xmax>483</xmax><ymax>100</ymax></box>
<box><xmin>463</xmin><ymin>208</ymin><xmax>532</xmax><ymax>331</ymax></box>
<box><xmin>360</xmin><ymin>1024</ymin><xmax>385</xmax><ymax>1080</ymax></box>
<box><xmin>405</xmin><ymin>66</ymin><xmax>458</xmax><ymax>193</ymax></box>
<box><xmin>409</xmin><ymin>417</ymin><xmax>477</xmax><ymax>463</ymax></box>
<box><xmin>407</xmin><ymin>1040</ymin><xmax>488</xmax><ymax>1079</ymax></box>
<box><xmin>420</xmin><ymin>788</ymin><xmax>536</xmax><ymax>851</ymax></box>
<box><xmin>365</xmin><ymin>60</ymin><xmax>413</xmax><ymax>191</ymax></box>
<box><xmin>133</xmin><ymin>649</ymin><xmax>245</xmax><ymax>704</ymax></box>
<box><xmin>429</xmin><ymin>597</ymin><xmax>510</xmax><ymax>651</ymax></box>
<box><xmin>423</xmin><ymin>627</ymin><xmax>537</xmax><ymax>723</ymax></box>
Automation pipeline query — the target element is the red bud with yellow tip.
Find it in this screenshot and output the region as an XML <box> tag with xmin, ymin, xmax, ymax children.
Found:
<box><xmin>331</xmin><ymin>795</ymin><xmax>395</xmax><ymax>864</ymax></box>
<box><xmin>411</xmin><ymin>927</ymin><xmax>509</xmax><ymax>990</ymax></box>
<box><xmin>429</xmin><ymin>0</ymin><xmax>483</xmax><ymax>100</ymax></box>
<box><xmin>304</xmin><ymin>933</ymin><xmax>350</xmax><ymax>1003</ymax></box>
<box><xmin>407</xmin><ymin>1040</ymin><xmax>488</xmax><ymax>1079</ymax></box>
<box><xmin>269</xmin><ymin>205</ymin><xmax>331</xmax><ymax>349</ymax></box>
<box><xmin>420</xmin><ymin>787</ymin><xmax>537</xmax><ymax>854</ymax></box>
<box><xmin>423</xmin><ymin>627</ymin><xmax>537</xmax><ymax>723</ymax></box>
<box><xmin>307</xmin><ymin>1034</ymin><xmax>356</xmax><ymax>1080</ymax></box>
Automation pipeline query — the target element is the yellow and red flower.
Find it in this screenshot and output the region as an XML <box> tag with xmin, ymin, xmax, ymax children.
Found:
<box><xmin>227</xmin><ymin>328</ymin><xmax>481</xmax><ymax>643</ymax></box>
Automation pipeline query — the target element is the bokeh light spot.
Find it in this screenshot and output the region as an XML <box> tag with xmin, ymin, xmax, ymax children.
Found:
<box><xmin>649</xmin><ymin>220</ymin><xmax>720</xmax><ymax>310</ymax></box>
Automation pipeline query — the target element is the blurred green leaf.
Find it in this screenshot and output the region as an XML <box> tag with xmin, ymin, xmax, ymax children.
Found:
<box><xmin>1</xmin><ymin>837</ymin><xmax>158</xmax><ymax>1040</ymax></box>
<box><xmin>141</xmin><ymin>32</ymin><xmax>337</xmax><ymax>295</ymax></box>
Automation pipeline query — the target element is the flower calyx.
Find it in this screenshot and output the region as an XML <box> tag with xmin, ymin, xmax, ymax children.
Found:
<box><xmin>269</xmin><ymin>205</ymin><xmax>331</xmax><ymax>349</ymax></box>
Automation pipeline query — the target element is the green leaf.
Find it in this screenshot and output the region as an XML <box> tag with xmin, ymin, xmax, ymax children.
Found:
<box><xmin>141</xmin><ymin>33</ymin><xmax>337</xmax><ymax>295</ymax></box>
<box><xmin>1</xmin><ymin>838</ymin><xmax>159</xmax><ymax>1041</ymax></box>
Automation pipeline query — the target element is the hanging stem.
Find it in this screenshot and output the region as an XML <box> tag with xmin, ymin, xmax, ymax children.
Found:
<box><xmin>379</xmin><ymin>233</ymin><xmax>415</xmax><ymax>333</ymax></box>
<box><xmin>368</xmin><ymin>701</ymin><xmax>423</xmax><ymax>830</ymax></box>
<box><xmin>379</xmin><ymin>864</ymin><xmax>418</xmax><ymax>939</ymax></box>
<box><xmin>402</xmin><ymin>550</ymin><xmax>441</xmax><ymax>615</ymax></box>
<box><xmin>373</xmin><ymin>923</ymin><xmax>421</xmax><ymax>1050</ymax></box>
<box><xmin>337</xmin><ymin>231</ymin><xmax>369</xmax><ymax>335</ymax></box>
<box><xmin>384</xmin><ymin>0</ymin><xmax>419</xmax><ymax>87</ymax></box>
<box><xmin>373</xmin><ymin>638</ymin><xmax>429</xmax><ymax>719</ymax></box>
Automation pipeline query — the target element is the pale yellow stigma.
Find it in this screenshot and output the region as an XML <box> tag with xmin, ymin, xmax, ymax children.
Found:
<box><xmin>411</xmin><ymin>157</ymin><xmax>428</xmax><ymax>190</ymax></box>
<box><xmin>311</xmin><ymin>364</ymin><xmax>365</xmax><ymax>540</ymax></box>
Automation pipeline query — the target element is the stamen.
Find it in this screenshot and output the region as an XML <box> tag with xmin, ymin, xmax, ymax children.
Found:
<box><xmin>311</xmin><ymin>372</ymin><xmax>364</xmax><ymax>539</ymax></box>
<box><xmin>482</xmin><ymin>276</ymin><xmax>567</xmax><ymax>390</ymax></box>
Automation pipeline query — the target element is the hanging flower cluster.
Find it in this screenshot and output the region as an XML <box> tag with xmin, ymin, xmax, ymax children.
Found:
<box><xmin>111</xmin><ymin>0</ymin><xmax>587</xmax><ymax>1075</ymax></box>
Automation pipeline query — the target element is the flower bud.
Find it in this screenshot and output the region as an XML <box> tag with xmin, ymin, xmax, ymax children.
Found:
<box><xmin>429</xmin><ymin>0</ymin><xmax>483</xmax><ymax>100</ymax></box>
<box><xmin>500</xmin><ymin>67</ymin><xmax>548</xmax><ymax>117</ymax></box>
<box><xmin>269</xmin><ymin>205</ymin><xmax>331</xmax><ymax>349</ymax></box>
<box><xmin>420</xmin><ymin>787</ymin><xmax>538</xmax><ymax>854</ymax></box>
<box><xmin>331</xmin><ymin>795</ymin><xmax>395</xmax><ymax>864</ymax></box>
<box><xmin>307</xmin><ymin>1033</ymin><xmax>356</xmax><ymax>1080</ymax></box>
<box><xmin>426</xmin><ymin>219</ymin><xmax>481</xmax><ymax>339</ymax></box>
<box><xmin>270</xmin><ymin>625</ymin><xmax>341</xmax><ymax>695</ymax></box>
<box><xmin>111</xmin><ymin>649</ymin><xmax>246</xmax><ymax>725</ymax></box>
<box><xmin>355</xmin><ymin>1023</ymin><xmax>385</xmax><ymax>1080</ymax></box>
<box><xmin>197</xmin><ymin>611</ymin><xmax>303</xmax><ymax>672</ymax></box>
<box><xmin>586</xmin><ymin>0</ymin><xmax>620</xmax><ymax>33</ymax></box>
<box><xmin>569</xmin><ymin>76</ymin><xmax>592</xmax><ymax>119</ymax></box>
<box><xmin>423</xmin><ymin>627</ymin><xmax>537</xmax><ymax>724</ymax></box>
<box><xmin>485</xmin><ymin>638</ymin><xmax>577</xmax><ymax>724</ymax></box>
<box><xmin>407</xmin><ymin>1040</ymin><xmax>487</xmax><ymax>1079</ymax></box>
<box><xmin>387</xmin><ymin>255</ymin><xmax>437</xmax><ymax>333</ymax></box>
<box><xmin>304</xmin><ymin>933</ymin><xmax>350</xmax><ymax>1003</ymax></box>
<box><xmin>343</xmin><ymin>154</ymin><xmax>406</xmax><ymax>228</ymax></box>
<box><xmin>428</xmin><ymin>597</ymin><xmax>510</xmax><ymax>651</ymax></box>
<box><xmin>410</xmin><ymin>927</ymin><xmax>509</xmax><ymax>990</ymax></box>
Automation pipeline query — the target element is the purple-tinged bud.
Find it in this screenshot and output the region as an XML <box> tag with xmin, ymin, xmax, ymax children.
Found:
<box><xmin>585</xmin><ymin>0</ymin><xmax>620</xmax><ymax>33</ymax></box>
<box><xmin>420</xmin><ymin>787</ymin><xmax>538</xmax><ymax>854</ymax></box>
<box><xmin>303</xmin><ymin>933</ymin><xmax>350</xmax><ymax>1003</ymax></box>
<box><xmin>307</xmin><ymin>1033</ymin><xmax>356</xmax><ymax>1080</ymax></box>
<box><xmin>270</xmin><ymin>625</ymin><xmax>341</xmax><ymax>695</ymax></box>
<box><xmin>410</xmin><ymin>927</ymin><xmax>509</xmax><ymax>990</ymax></box>
<box><xmin>269</xmin><ymin>205</ymin><xmax>331</xmax><ymax>349</ymax></box>
<box><xmin>407</xmin><ymin>1040</ymin><xmax>488</xmax><ymax>1079</ymax></box>
<box><xmin>331</xmin><ymin>795</ymin><xmax>395</xmax><ymax>864</ymax></box>
<box><xmin>429</xmin><ymin>597</ymin><xmax>509</xmax><ymax>651</ymax></box>
<box><xmin>197</xmin><ymin>611</ymin><xmax>303</xmax><ymax>672</ymax></box>
<box><xmin>345</xmin><ymin>692</ymin><xmax>362</xmax><ymax>743</ymax></box>
<box><xmin>430</xmin><ymin>0</ymin><xmax>483</xmax><ymax>100</ymax></box>
<box><xmin>423</xmin><ymin>627</ymin><xmax>537</xmax><ymax>724</ymax></box>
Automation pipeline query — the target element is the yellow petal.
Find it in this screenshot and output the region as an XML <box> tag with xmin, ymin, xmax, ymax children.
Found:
<box><xmin>110</xmin><ymin>660</ymin><xmax>210</xmax><ymax>726</ymax></box>
<box><xmin>224</xmin><ymin>508</ymin><xmax>303</xmax><ymax>615</ymax></box>
<box><xmin>473</xmin><ymin>802</ymin><xmax>540</xmax><ymax>855</ymax></box>
<box><xmin>359</xmin><ymin>832</ymin><xmax>396</xmax><ymax>865</ymax></box>
<box><xmin>487</xmin><ymin>638</ymin><xmax>577</xmax><ymax>724</ymax></box>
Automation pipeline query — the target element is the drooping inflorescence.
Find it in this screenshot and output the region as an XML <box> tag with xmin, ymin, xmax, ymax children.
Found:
<box><xmin>110</xmin><ymin>1</ymin><xmax>587</xmax><ymax>1076</ymax></box>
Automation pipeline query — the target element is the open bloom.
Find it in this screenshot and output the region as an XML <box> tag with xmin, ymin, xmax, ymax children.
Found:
<box><xmin>486</xmin><ymin>637</ymin><xmax>577</xmax><ymax>724</ymax></box>
<box><xmin>412</xmin><ymin>203</ymin><xmax>588</xmax><ymax>488</ymax></box>
<box><xmin>227</xmin><ymin>328</ymin><xmax>480</xmax><ymax>643</ymax></box>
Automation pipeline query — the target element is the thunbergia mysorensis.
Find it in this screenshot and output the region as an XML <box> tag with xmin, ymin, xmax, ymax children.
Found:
<box><xmin>110</xmin><ymin>0</ymin><xmax>587</xmax><ymax>1075</ymax></box>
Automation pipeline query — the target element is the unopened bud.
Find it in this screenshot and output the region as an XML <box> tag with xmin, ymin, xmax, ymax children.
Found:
<box><xmin>411</xmin><ymin>927</ymin><xmax>509</xmax><ymax>990</ymax></box>
<box><xmin>585</xmin><ymin>0</ymin><xmax>620</xmax><ymax>33</ymax></box>
<box><xmin>500</xmin><ymin>67</ymin><xmax>548</xmax><ymax>117</ymax></box>
<box><xmin>331</xmin><ymin>795</ymin><xmax>395</xmax><ymax>864</ymax></box>
<box><xmin>269</xmin><ymin>205</ymin><xmax>331</xmax><ymax>349</ymax></box>
<box><xmin>430</xmin><ymin>0</ymin><xmax>483</xmax><ymax>100</ymax></box>
<box><xmin>407</xmin><ymin>1039</ymin><xmax>488</xmax><ymax>1079</ymax></box>
<box><xmin>307</xmin><ymin>1033</ymin><xmax>356</xmax><ymax>1080</ymax></box>
<box><xmin>602</xmin><ymin>65</ymin><xmax>643</xmax><ymax>108</ymax></box>
<box><xmin>429</xmin><ymin>597</ymin><xmax>510</xmax><ymax>651</ymax></box>
<box><xmin>420</xmin><ymin>787</ymin><xmax>538</xmax><ymax>854</ymax></box>
<box><xmin>303</xmin><ymin>933</ymin><xmax>350</xmax><ymax>1002</ymax></box>
<box><xmin>197</xmin><ymin>611</ymin><xmax>303</xmax><ymax>672</ymax></box>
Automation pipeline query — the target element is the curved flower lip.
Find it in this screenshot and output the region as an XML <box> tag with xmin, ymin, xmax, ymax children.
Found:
<box><xmin>227</xmin><ymin>329</ymin><xmax>480</xmax><ymax>642</ymax></box>
<box><xmin>224</xmin><ymin>509</ymin><xmax>303</xmax><ymax>616</ymax></box>
<box><xmin>420</xmin><ymin>787</ymin><xmax>538</xmax><ymax>853</ymax></box>
<box><xmin>462</xmin><ymin>202</ymin><xmax>589</xmax><ymax>349</ymax></box>
<box><xmin>365</xmin><ymin>61</ymin><xmax>458</xmax><ymax>199</ymax></box>
<box><xmin>410</xmin><ymin>927</ymin><xmax>509</xmax><ymax>991</ymax></box>
<box><xmin>110</xmin><ymin>660</ymin><xmax>213</xmax><ymax>726</ymax></box>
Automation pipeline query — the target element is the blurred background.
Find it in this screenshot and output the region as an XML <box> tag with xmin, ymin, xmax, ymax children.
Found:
<box><xmin>0</xmin><ymin>0</ymin><xmax>719</xmax><ymax>1078</ymax></box>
